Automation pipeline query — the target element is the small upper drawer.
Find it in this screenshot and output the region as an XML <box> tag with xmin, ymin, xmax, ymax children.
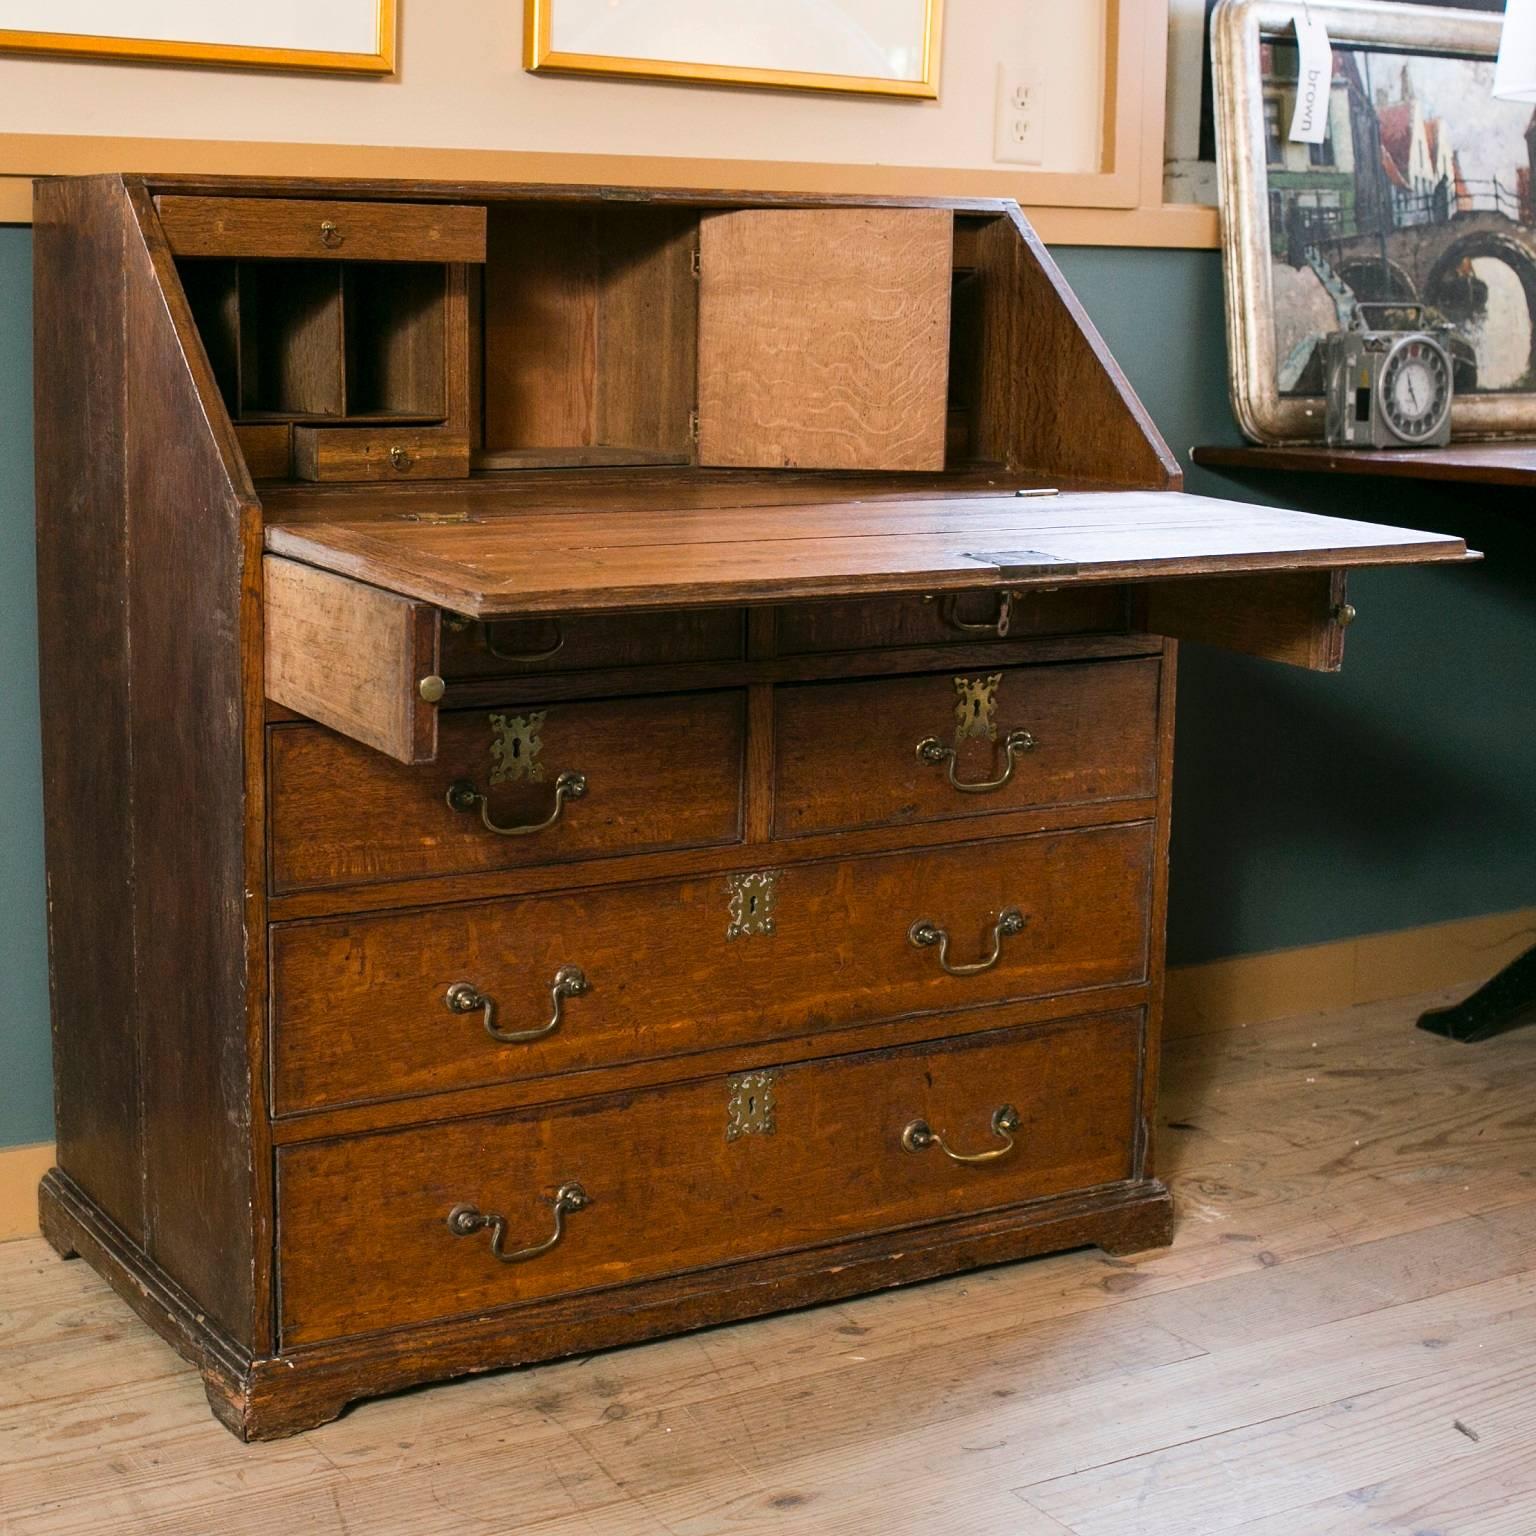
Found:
<box><xmin>269</xmin><ymin>821</ymin><xmax>1154</xmax><ymax>1113</ymax></box>
<box><xmin>774</xmin><ymin>658</ymin><xmax>1161</xmax><ymax>839</ymax></box>
<box><xmin>775</xmin><ymin>588</ymin><xmax>1128</xmax><ymax>655</ymax></box>
<box><xmin>276</xmin><ymin>1006</ymin><xmax>1142</xmax><ymax>1344</ymax></box>
<box><xmin>440</xmin><ymin>610</ymin><xmax>746</xmax><ymax>680</ymax></box>
<box><xmin>268</xmin><ymin>691</ymin><xmax>745</xmax><ymax>893</ymax></box>
<box><xmin>157</xmin><ymin>196</ymin><xmax>488</xmax><ymax>263</ymax></box>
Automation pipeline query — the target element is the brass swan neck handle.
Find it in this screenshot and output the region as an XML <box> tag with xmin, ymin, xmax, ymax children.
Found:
<box><xmin>445</xmin><ymin>965</ymin><xmax>589</xmax><ymax>1044</ymax></box>
<box><xmin>902</xmin><ymin>1105</ymin><xmax>1020</xmax><ymax>1165</ymax></box>
<box><xmin>909</xmin><ymin>907</ymin><xmax>1027</xmax><ymax>976</ymax></box>
<box><xmin>447</xmin><ymin>1183</ymin><xmax>589</xmax><ymax>1264</ymax></box>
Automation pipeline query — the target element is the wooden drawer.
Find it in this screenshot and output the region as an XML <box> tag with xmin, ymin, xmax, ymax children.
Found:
<box><xmin>268</xmin><ymin>691</ymin><xmax>745</xmax><ymax>893</ymax></box>
<box><xmin>270</xmin><ymin>822</ymin><xmax>1152</xmax><ymax>1113</ymax></box>
<box><xmin>774</xmin><ymin>659</ymin><xmax>1159</xmax><ymax>839</ymax></box>
<box><xmin>439</xmin><ymin>610</ymin><xmax>746</xmax><ymax>680</ymax></box>
<box><xmin>277</xmin><ymin>1006</ymin><xmax>1143</xmax><ymax>1344</ymax></box>
<box><xmin>293</xmin><ymin>428</ymin><xmax>470</xmax><ymax>482</ymax></box>
<box><xmin>775</xmin><ymin>587</ymin><xmax>1128</xmax><ymax>654</ymax></box>
<box><xmin>157</xmin><ymin>196</ymin><xmax>487</xmax><ymax>263</ymax></box>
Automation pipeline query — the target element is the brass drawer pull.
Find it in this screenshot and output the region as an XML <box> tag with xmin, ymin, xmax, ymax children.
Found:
<box><xmin>909</xmin><ymin>907</ymin><xmax>1027</xmax><ymax>976</ymax></box>
<box><xmin>902</xmin><ymin>1105</ymin><xmax>1020</xmax><ymax>1165</ymax></box>
<box><xmin>445</xmin><ymin>965</ymin><xmax>589</xmax><ymax>1044</ymax></box>
<box><xmin>929</xmin><ymin>590</ymin><xmax>1020</xmax><ymax>638</ymax></box>
<box><xmin>916</xmin><ymin>729</ymin><xmax>1036</xmax><ymax>793</ymax></box>
<box><xmin>388</xmin><ymin>445</ymin><xmax>413</xmax><ymax>472</ymax></box>
<box><xmin>447</xmin><ymin>1183</ymin><xmax>589</xmax><ymax>1263</ymax></box>
<box><xmin>446</xmin><ymin>770</ymin><xmax>586</xmax><ymax>835</ymax></box>
<box><xmin>319</xmin><ymin>219</ymin><xmax>344</xmax><ymax>248</ymax></box>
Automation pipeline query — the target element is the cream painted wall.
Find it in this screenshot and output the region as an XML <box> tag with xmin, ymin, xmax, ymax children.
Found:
<box><xmin>0</xmin><ymin>0</ymin><xmax>1106</xmax><ymax>173</ymax></box>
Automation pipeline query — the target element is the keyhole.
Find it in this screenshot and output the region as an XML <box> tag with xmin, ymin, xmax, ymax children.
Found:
<box><xmin>747</xmin><ymin>893</ymin><xmax>759</xmax><ymax>916</ymax></box>
<box><xmin>745</xmin><ymin>1093</ymin><xmax>757</xmax><ymax>1117</ymax></box>
<box><xmin>970</xmin><ymin>699</ymin><xmax>982</xmax><ymax>722</ymax></box>
<box><xmin>511</xmin><ymin>738</ymin><xmax>522</xmax><ymax>760</ymax></box>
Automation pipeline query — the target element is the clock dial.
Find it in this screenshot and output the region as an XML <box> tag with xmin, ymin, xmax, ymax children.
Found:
<box><xmin>1380</xmin><ymin>338</ymin><xmax>1451</xmax><ymax>443</ymax></box>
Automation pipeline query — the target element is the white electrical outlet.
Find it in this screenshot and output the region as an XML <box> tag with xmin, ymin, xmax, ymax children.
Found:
<box><xmin>994</xmin><ymin>62</ymin><xmax>1045</xmax><ymax>165</ymax></box>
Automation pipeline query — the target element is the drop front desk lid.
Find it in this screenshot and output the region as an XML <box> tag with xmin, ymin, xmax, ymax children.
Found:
<box><xmin>262</xmin><ymin>478</ymin><xmax>1473</xmax><ymax>620</ymax></box>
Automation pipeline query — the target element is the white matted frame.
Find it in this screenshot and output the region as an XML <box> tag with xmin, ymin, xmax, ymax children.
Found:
<box><xmin>0</xmin><ymin>1</ymin><xmax>395</xmax><ymax>75</ymax></box>
<box><xmin>1213</xmin><ymin>0</ymin><xmax>1521</xmax><ymax>441</ymax></box>
<box><xmin>525</xmin><ymin>0</ymin><xmax>943</xmax><ymax>99</ymax></box>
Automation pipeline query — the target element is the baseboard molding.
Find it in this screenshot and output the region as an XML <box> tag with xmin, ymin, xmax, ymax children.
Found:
<box><xmin>1163</xmin><ymin>906</ymin><xmax>1536</xmax><ymax>1040</ymax></box>
<box><xmin>4</xmin><ymin>906</ymin><xmax>1531</xmax><ymax>1242</ymax></box>
<box><xmin>0</xmin><ymin>1141</ymin><xmax>60</xmax><ymax>1242</ymax></box>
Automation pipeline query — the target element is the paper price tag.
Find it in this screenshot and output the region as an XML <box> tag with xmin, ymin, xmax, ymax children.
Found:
<box><xmin>1288</xmin><ymin>12</ymin><xmax>1333</xmax><ymax>144</ymax></box>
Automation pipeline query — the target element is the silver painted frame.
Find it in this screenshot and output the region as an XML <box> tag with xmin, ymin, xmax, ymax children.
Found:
<box><xmin>1212</xmin><ymin>0</ymin><xmax>1519</xmax><ymax>442</ymax></box>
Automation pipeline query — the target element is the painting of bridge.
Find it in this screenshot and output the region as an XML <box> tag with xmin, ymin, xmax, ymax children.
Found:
<box><xmin>1262</xmin><ymin>40</ymin><xmax>1536</xmax><ymax>398</ymax></box>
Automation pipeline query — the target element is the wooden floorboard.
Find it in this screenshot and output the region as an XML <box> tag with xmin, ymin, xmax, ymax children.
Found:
<box><xmin>2</xmin><ymin>984</ymin><xmax>1533</xmax><ymax>1535</ymax></box>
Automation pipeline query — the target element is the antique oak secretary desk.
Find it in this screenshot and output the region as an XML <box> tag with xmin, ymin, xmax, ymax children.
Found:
<box><xmin>32</xmin><ymin>176</ymin><xmax>1471</xmax><ymax>1439</ymax></box>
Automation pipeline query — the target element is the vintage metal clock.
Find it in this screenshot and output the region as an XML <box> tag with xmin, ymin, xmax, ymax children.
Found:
<box><xmin>1325</xmin><ymin>315</ymin><xmax>1454</xmax><ymax>449</ymax></box>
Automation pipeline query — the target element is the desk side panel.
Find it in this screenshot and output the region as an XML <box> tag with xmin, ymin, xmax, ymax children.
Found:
<box><xmin>121</xmin><ymin>184</ymin><xmax>265</xmax><ymax>1349</ymax></box>
<box><xmin>991</xmin><ymin>209</ymin><xmax>1182</xmax><ymax>491</ymax></box>
<box><xmin>33</xmin><ymin>177</ymin><xmax>142</xmax><ymax>1241</ymax></box>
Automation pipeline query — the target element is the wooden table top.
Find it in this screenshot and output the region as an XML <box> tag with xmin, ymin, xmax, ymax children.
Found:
<box><xmin>262</xmin><ymin>484</ymin><xmax>1472</xmax><ymax>619</ymax></box>
<box><xmin>1193</xmin><ymin>442</ymin><xmax>1536</xmax><ymax>488</ymax></box>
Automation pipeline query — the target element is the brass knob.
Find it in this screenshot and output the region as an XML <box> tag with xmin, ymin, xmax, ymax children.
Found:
<box><xmin>1333</xmin><ymin>602</ymin><xmax>1358</xmax><ymax>628</ymax></box>
<box><xmin>389</xmin><ymin>446</ymin><xmax>414</xmax><ymax>472</ymax></box>
<box><xmin>319</xmin><ymin>219</ymin><xmax>343</xmax><ymax>248</ymax></box>
<box><xmin>418</xmin><ymin>674</ymin><xmax>446</xmax><ymax>704</ymax></box>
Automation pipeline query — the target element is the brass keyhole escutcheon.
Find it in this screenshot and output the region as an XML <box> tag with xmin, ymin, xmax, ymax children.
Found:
<box><xmin>726</xmin><ymin>1070</ymin><xmax>778</xmax><ymax>1140</ymax></box>
<box><xmin>726</xmin><ymin>871</ymin><xmax>779</xmax><ymax>940</ymax></box>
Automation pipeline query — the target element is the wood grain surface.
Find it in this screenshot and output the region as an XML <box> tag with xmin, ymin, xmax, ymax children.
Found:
<box><xmin>697</xmin><ymin>207</ymin><xmax>952</xmax><ymax>471</ymax></box>
<box><xmin>775</xmin><ymin>587</ymin><xmax>1129</xmax><ymax>654</ymax></box>
<box><xmin>155</xmin><ymin>196</ymin><xmax>488</xmax><ymax>263</ymax></box>
<box><xmin>267</xmin><ymin>691</ymin><xmax>747</xmax><ymax>891</ymax></box>
<box><xmin>263</xmin><ymin>556</ymin><xmax>440</xmax><ymax>764</ymax></box>
<box><xmin>438</xmin><ymin>607</ymin><xmax>745</xmax><ymax>679</ymax></box>
<box><xmin>11</xmin><ymin>986</ymin><xmax>1535</xmax><ymax>1524</ymax></box>
<box><xmin>261</xmin><ymin>491</ymin><xmax>1472</xmax><ymax>618</ymax></box>
<box><xmin>1193</xmin><ymin>439</ymin><xmax>1536</xmax><ymax>487</ymax></box>
<box><xmin>773</xmin><ymin>658</ymin><xmax>1160</xmax><ymax>838</ymax></box>
<box><xmin>292</xmin><ymin>427</ymin><xmax>470</xmax><ymax>481</ymax></box>
<box><xmin>275</xmin><ymin>1008</ymin><xmax>1143</xmax><ymax>1345</ymax></box>
<box><xmin>268</xmin><ymin>821</ymin><xmax>1154</xmax><ymax>1115</ymax></box>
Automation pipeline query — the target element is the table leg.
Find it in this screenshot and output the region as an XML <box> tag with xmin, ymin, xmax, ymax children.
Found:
<box><xmin>1418</xmin><ymin>944</ymin><xmax>1536</xmax><ymax>1043</ymax></box>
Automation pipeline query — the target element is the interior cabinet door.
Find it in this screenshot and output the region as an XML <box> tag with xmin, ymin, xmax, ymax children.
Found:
<box><xmin>696</xmin><ymin>207</ymin><xmax>953</xmax><ymax>472</ymax></box>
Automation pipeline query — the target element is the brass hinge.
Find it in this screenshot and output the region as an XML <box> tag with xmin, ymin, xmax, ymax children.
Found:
<box><xmin>688</xmin><ymin>409</ymin><xmax>700</xmax><ymax>443</ymax></box>
<box><xmin>690</xmin><ymin>246</ymin><xmax>702</xmax><ymax>278</ymax></box>
<box><xmin>395</xmin><ymin>509</ymin><xmax>476</xmax><ymax>525</ymax></box>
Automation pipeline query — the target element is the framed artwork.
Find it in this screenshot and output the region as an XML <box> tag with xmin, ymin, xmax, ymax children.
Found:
<box><xmin>1214</xmin><ymin>0</ymin><xmax>1531</xmax><ymax>441</ymax></box>
<box><xmin>0</xmin><ymin>1</ymin><xmax>395</xmax><ymax>74</ymax></box>
<box><xmin>524</xmin><ymin>0</ymin><xmax>943</xmax><ymax>99</ymax></box>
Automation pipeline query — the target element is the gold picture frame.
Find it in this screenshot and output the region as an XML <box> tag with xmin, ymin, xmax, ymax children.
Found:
<box><xmin>0</xmin><ymin>2</ymin><xmax>396</xmax><ymax>75</ymax></box>
<box><xmin>524</xmin><ymin>0</ymin><xmax>943</xmax><ymax>99</ymax></box>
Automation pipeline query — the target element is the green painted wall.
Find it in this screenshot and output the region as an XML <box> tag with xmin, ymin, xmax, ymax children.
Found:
<box><xmin>0</xmin><ymin>237</ymin><xmax>1531</xmax><ymax>1148</ymax></box>
<box><xmin>0</xmin><ymin>227</ymin><xmax>48</xmax><ymax>1149</ymax></box>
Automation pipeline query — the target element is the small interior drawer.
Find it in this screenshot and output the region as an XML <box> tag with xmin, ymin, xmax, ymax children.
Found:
<box><xmin>269</xmin><ymin>821</ymin><xmax>1154</xmax><ymax>1114</ymax></box>
<box><xmin>775</xmin><ymin>588</ymin><xmax>1130</xmax><ymax>655</ymax></box>
<box><xmin>276</xmin><ymin>1005</ymin><xmax>1143</xmax><ymax>1344</ymax></box>
<box><xmin>293</xmin><ymin>427</ymin><xmax>470</xmax><ymax>482</ymax></box>
<box><xmin>268</xmin><ymin>690</ymin><xmax>746</xmax><ymax>893</ymax></box>
<box><xmin>439</xmin><ymin>609</ymin><xmax>746</xmax><ymax>679</ymax></box>
<box><xmin>264</xmin><ymin>556</ymin><xmax>442</xmax><ymax>765</ymax></box>
<box><xmin>157</xmin><ymin>196</ymin><xmax>487</xmax><ymax>263</ymax></box>
<box><xmin>774</xmin><ymin>658</ymin><xmax>1161</xmax><ymax>839</ymax></box>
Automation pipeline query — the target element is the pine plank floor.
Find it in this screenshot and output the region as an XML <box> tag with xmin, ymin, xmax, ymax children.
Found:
<box><xmin>2</xmin><ymin>985</ymin><xmax>1533</xmax><ymax>1536</ymax></box>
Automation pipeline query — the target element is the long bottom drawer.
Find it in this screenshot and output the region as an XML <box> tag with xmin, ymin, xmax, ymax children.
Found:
<box><xmin>277</xmin><ymin>1006</ymin><xmax>1143</xmax><ymax>1346</ymax></box>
